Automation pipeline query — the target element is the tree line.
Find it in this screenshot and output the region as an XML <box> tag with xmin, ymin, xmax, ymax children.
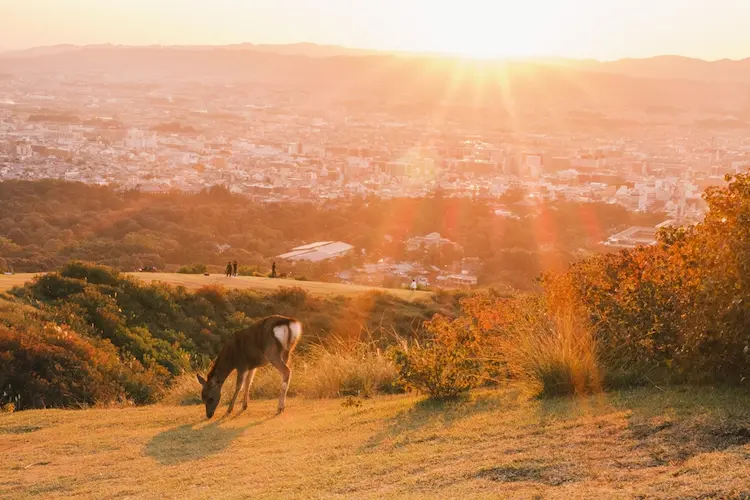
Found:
<box><xmin>0</xmin><ymin>180</ymin><xmax>662</xmax><ymax>289</ymax></box>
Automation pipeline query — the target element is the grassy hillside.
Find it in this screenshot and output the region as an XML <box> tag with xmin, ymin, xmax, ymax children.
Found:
<box><xmin>2</xmin><ymin>263</ymin><xmax>454</xmax><ymax>411</ymax></box>
<box><xmin>0</xmin><ymin>272</ymin><xmax>431</xmax><ymax>301</ymax></box>
<box><xmin>2</xmin><ymin>387</ymin><xmax>749</xmax><ymax>499</ymax></box>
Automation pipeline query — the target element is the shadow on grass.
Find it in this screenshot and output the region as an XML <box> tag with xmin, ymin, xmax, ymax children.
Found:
<box><xmin>0</xmin><ymin>424</ymin><xmax>43</xmax><ymax>435</ymax></box>
<box><xmin>363</xmin><ymin>392</ymin><xmax>507</xmax><ymax>450</ymax></box>
<box><xmin>528</xmin><ymin>386</ymin><xmax>744</xmax><ymax>429</ymax></box>
<box><xmin>145</xmin><ymin>415</ymin><xmax>272</xmax><ymax>465</ymax></box>
<box><xmin>533</xmin><ymin>392</ymin><xmax>613</xmax><ymax>427</ymax></box>
<box><xmin>615</xmin><ymin>386</ymin><xmax>750</xmax><ymax>464</ymax></box>
<box><xmin>530</xmin><ymin>386</ymin><xmax>748</xmax><ymax>425</ymax></box>
<box><xmin>532</xmin><ymin>386</ymin><xmax>750</xmax><ymax>465</ymax></box>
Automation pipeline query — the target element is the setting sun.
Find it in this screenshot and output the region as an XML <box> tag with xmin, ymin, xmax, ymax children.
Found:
<box><xmin>387</xmin><ymin>2</ymin><xmax>568</xmax><ymax>59</ymax></box>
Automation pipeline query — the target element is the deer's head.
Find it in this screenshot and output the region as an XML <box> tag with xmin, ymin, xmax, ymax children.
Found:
<box><xmin>196</xmin><ymin>374</ymin><xmax>221</xmax><ymax>419</ymax></box>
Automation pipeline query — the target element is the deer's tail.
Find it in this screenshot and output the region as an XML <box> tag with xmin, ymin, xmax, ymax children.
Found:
<box><xmin>273</xmin><ymin>320</ymin><xmax>303</xmax><ymax>351</ymax></box>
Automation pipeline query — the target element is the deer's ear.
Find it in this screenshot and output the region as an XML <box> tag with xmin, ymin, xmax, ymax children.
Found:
<box><xmin>196</xmin><ymin>374</ymin><xmax>207</xmax><ymax>387</ymax></box>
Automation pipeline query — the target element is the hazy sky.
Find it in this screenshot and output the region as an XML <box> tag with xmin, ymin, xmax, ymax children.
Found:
<box><xmin>2</xmin><ymin>0</ymin><xmax>750</xmax><ymax>60</ymax></box>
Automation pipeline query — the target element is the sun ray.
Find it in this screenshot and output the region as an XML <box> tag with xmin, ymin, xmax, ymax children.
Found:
<box><xmin>492</xmin><ymin>62</ymin><xmax>522</xmax><ymax>136</ymax></box>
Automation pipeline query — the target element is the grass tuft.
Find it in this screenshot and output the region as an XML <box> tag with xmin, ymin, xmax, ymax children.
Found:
<box><xmin>500</xmin><ymin>303</ymin><xmax>601</xmax><ymax>398</ymax></box>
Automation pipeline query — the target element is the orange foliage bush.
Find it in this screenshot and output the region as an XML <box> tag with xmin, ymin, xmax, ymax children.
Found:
<box><xmin>0</xmin><ymin>322</ymin><xmax>163</xmax><ymax>410</ymax></box>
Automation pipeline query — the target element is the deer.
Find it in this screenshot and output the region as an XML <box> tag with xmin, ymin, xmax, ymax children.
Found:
<box><xmin>196</xmin><ymin>315</ymin><xmax>302</xmax><ymax>419</ymax></box>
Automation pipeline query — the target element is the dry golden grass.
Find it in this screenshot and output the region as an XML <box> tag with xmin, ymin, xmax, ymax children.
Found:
<box><xmin>164</xmin><ymin>343</ymin><xmax>398</xmax><ymax>406</ymax></box>
<box><xmin>0</xmin><ymin>274</ymin><xmax>37</xmax><ymax>293</ymax></box>
<box><xmin>2</xmin><ymin>387</ymin><xmax>749</xmax><ymax>499</ymax></box>
<box><xmin>502</xmin><ymin>310</ymin><xmax>601</xmax><ymax>398</ymax></box>
<box><xmin>0</xmin><ymin>273</ymin><xmax>431</xmax><ymax>301</ymax></box>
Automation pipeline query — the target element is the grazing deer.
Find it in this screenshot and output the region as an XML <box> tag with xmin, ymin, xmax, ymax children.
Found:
<box><xmin>196</xmin><ymin>315</ymin><xmax>302</xmax><ymax>418</ymax></box>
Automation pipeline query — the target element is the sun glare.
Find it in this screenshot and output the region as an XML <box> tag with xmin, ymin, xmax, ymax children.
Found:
<box><xmin>404</xmin><ymin>2</ymin><xmax>566</xmax><ymax>60</ymax></box>
<box><xmin>443</xmin><ymin>44</ymin><xmax>538</xmax><ymax>60</ymax></box>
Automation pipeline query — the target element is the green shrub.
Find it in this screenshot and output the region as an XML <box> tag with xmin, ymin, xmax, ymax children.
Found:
<box><xmin>15</xmin><ymin>271</ymin><xmax>192</xmax><ymax>379</ymax></box>
<box><xmin>24</xmin><ymin>274</ymin><xmax>87</xmax><ymax>300</ymax></box>
<box><xmin>0</xmin><ymin>323</ymin><xmax>162</xmax><ymax>409</ymax></box>
<box><xmin>270</xmin><ymin>286</ymin><xmax>309</xmax><ymax>307</ymax></box>
<box><xmin>60</xmin><ymin>261</ymin><xmax>121</xmax><ymax>286</ymax></box>
<box><xmin>177</xmin><ymin>263</ymin><xmax>208</xmax><ymax>274</ymax></box>
<box><xmin>390</xmin><ymin>315</ymin><xmax>485</xmax><ymax>400</ymax></box>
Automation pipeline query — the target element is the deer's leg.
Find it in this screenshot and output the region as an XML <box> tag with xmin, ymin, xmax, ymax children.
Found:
<box><xmin>227</xmin><ymin>369</ymin><xmax>247</xmax><ymax>414</ymax></box>
<box><xmin>269</xmin><ymin>354</ymin><xmax>291</xmax><ymax>414</ymax></box>
<box><xmin>241</xmin><ymin>368</ymin><xmax>257</xmax><ymax>411</ymax></box>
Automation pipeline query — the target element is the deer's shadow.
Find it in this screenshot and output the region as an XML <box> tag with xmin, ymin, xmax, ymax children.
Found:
<box><xmin>145</xmin><ymin>414</ymin><xmax>271</xmax><ymax>465</ymax></box>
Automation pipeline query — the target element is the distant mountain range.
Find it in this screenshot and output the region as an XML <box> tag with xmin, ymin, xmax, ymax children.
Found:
<box><xmin>0</xmin><ymin>42</ymin><xmax>390</xmax><ymax>59</ymax></box>
<box><xmin>3</xmin><ymin>43</ymin><xmax>750</xmax><ymax>82</ymax></box>
<box><xmin>2</xmin><ymin>43</ymin><xmax>750</xmax><ymax>118</ymax></box>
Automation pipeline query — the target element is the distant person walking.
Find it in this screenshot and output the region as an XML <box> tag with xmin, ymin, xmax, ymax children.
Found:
<box><xmin>410</xmin><ymin>278</ymin><xmax>418</xmax><ymax>291</ymax></box>
<box><xmin>232</xmin><ymin>261</ymin><xmax>238</xmax><ymax>277</ymax></box>
<box><xmin>271</xmin><ymin>262</ymin><xmax>277</xmax><ymax>278</ymax></box>
<box><xmin>226</xmin><ymin>261</ymin><xmax>233</xmax><ymax>278</ymax></box>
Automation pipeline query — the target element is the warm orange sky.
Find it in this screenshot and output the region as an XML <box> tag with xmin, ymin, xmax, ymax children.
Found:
<box><xmin>2</xmin><ymin>0</ymin><xmax>750</xmax><ymax>60</ymax></box>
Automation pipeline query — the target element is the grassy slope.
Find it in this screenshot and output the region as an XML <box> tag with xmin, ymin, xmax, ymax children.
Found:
<box><xmin>0</xmin><ymin>273</ymin><xmax>431</xmax><ymax>301</ymax></box>
<box><xmin>2</xmin><ymin>387</ymin><xmax>749</xmax><ymax>499</ymax></box>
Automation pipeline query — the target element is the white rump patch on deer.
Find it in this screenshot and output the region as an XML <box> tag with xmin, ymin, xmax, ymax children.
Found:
<box><xmin>273</xmin><ymin>325</ymin><xmax>290</xmax><ymax>349</ymax></box>
<box><xmin>289</xmin><ymin>321</ymin><xmax>302</xmax><ymax>344</ymax></box>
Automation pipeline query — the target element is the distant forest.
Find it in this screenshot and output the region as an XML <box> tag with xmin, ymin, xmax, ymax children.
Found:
<box><xmin>0</xmin><ymin>180</ymin><xmax>662</xmax><ymax>289</ymax></box>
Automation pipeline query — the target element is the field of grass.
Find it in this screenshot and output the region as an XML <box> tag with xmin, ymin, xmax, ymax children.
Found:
<box><xmin>0</xmin><ymin>274</ymin><xmax>36</xmax><ymax>293</ymax></box>
<box><xmin>0</xmin><ymin>272</ymin><xmax>431</xmax><ymax>301</ymax></box>
<box><xmin>2</xmin><ymin>387</ymin><xmax>749</xmax><ymax>499</ymax></box>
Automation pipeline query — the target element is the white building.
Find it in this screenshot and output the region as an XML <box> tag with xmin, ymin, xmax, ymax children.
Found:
<box><xmin>436</xmin><ymin>271</ymin><xmax>478</xmax><ymax>289</ymax></box>
<box><xmin>603</xmin><ymin>226</ymin><xmax>659</xmax><ymax>249</ymax></box>
<box><xmin>125</xmin><ymin>128</ymin><xmax>157</xmax><ymax>151</ymax></box>
<box><xmin>44</xmin><ymin>127</ymin><xmax>83</xmax><ymax>143</ymax></box>
<box><xmin>406</xmin><ymin>232</ymin><xmax>460</xmax><ymax>252</ymax></box>
<box><xmin>15</xmin><ymin>143</ymin><xmax>32</xmax><ymax>158</ymax></box>
<box><xmin>277</xmin><ymin>241</ymin><xmax>354</xmax><ymax>262</ymax></box>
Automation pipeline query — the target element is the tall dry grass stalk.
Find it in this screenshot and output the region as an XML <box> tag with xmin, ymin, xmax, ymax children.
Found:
<box><xmin>496</xmin><ymin>296</ymin><xmax>601</xmax><ymax>398</ymax></box>
<box><xmin>163</xmin><ymin>338</ymin><xmax>398</xmax><ymax>407</ymax></box>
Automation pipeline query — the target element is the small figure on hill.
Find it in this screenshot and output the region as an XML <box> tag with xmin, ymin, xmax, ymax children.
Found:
<box><xmin>226</xmin><ymin>261</ymin><xmax>233</xmax><ymax>278</ymax></box>
<box><xmin>232</xmin><ymin>261</ymin><xmax>238</xmax><ymax>277</ymax></box>
<box><xmin>410</xmin><ymin>278</ymin><xmax>417</xmax><ymax>291</ymax></box>
<box><xmin>271</xmin><ymin>262</ymin><xmax>277</xmax><ymax>278</ymax></box>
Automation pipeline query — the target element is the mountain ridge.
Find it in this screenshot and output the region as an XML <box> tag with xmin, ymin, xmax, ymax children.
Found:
<box><xmin>2</xmin><ymin>44</ymin><xmax>750</xmax><ymax>115</ymax></box>
<box><xmin>4</xmin><ymin>42</ymin><xmax>750</xmax><ymax>74</ymax></box>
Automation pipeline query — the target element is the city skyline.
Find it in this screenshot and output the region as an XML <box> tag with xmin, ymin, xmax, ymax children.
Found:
<box><xmin>3</xmin><ymin>0</ymin><xmax>750</xmax><ymax>61</ymax></box>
